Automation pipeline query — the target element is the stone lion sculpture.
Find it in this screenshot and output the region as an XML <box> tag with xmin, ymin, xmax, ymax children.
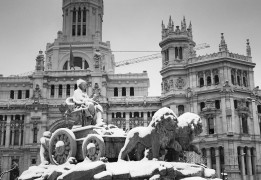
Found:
<box><xmin>118</xmin><ymin>107</ymin><xmax>178</xmax><ymax>161</ymax></box>
<box><xmin>165</xmin><ymin>112</ymin><xmax>203</xmax><ymax>162</ymax></box>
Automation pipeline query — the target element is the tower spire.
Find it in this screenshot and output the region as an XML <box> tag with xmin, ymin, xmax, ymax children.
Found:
<box><xmin>168</xmin><ymin>16</ymin><xmax>172</xmax><ymax>28</ymax></box>
<box><xmin>183</xmin><ymin>16</ymin><xmax>187</xmax><ymax>30</ymax></box>
<box><xmin>246</xmin><ymin>39</ymin><xmax>251</xmax><ymax>57</ymax></box>
<box><xmin>219</xmin><ymin>33</ymin><xmax>228</xmax><ymax>52</ymax></box>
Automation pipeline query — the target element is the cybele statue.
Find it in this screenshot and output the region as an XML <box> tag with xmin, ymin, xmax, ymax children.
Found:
<box><xmin>19</xmin><ymin>93</ymin><xmax>219</xmax><ymax>180</ymax></box>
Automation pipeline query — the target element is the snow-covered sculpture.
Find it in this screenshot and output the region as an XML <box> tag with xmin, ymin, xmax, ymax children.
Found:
<box><xmin>118</xmin><ymin>107</ymin><xmax>178</xmax><ymax>161</ymax></box>
<box><xmin>65</xmin><ymin>79</ymin><xmax>104</xmax><ymax>126</ymax></box>
<box><xmin>166</xmin><ymin>112</ymin><xmax>203</xmax><ymax>161</ymax></box>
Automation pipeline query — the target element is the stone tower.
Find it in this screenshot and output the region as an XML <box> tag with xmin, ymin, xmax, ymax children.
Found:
<box><xmin>45</xmin><ymin>0</ymin><xmax>114</xmax><ymax>74</ymax></box>
<box><xmin>62</xmin><ymin>0</ymin><xmax>103</xmax><ymax>42</ymax></box>
<box><xmin>159</xmin><ymin>16</ymin><xmax>195</xmax><ymax>114</ymax></box>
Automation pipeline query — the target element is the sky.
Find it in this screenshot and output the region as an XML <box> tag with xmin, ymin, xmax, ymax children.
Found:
<box><xmin>0</xmin><ymin>0</ymin><xmax>260</xmax><ymax>96</ymax></box>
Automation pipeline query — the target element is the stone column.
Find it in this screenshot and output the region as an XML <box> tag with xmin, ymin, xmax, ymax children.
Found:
<box><xmin>14</xmin><ymin>91</ymin><xmax>18</xmax><ymax>99</ymax></box>
<box><xmin>230</xmin><ymin>97</ymin><xmax>235</xmax><ymax>133</ymax></box>
<box><xmin>240</xmin><ymin>147</ymin><xmax>246</xmax><ymax>178</ymax></box>
<box><xmin>211</xmin><ymin>70</ymin><xmax>213</xmax><ymax>85</ymax></box>
<box><xmin>206</xmin><ymin>148</ymin><xmax>212</xmax><ymax>169</ymax></box>
<box><xmin>246</xmin><ymin>148</ymin><xmax>253</xmax><ymax>176</ymax></box>
<box><xmin>19</xmin><ymin>129</ymin><xmax>22</xmax><ymax>146</ymax></box>
<box><xmin>251</xmin><ymin>100</ymin><xmax>260</xmax><ymax>135</ymax></box>
<box><xmin>126</xmin><ymin>112</ymin><xmax>130</xmax><ymax>130</ymax></box>
<box><xmin>221</xmin><ymin>94</ymin><xmax>227</xmax><ymax>132</ymax></box>
<box><xmin>11</xmin><ymin>128</ymin><xmax>14</xmax><ymax>146</ymax></box>
<box><xmin>1</xmin><ymin>126</ymin><xmax>4</xmax><ymax>146</ymax></box>
<box><xmin>70</xmin><ymin>84</ymin><xmax>74</xmax><ymax>96</ymax></box>
<box><xmin>54</xmin><ymin>85</ymin><xmax>58</xmax><ymax>98</ymax></box>
<box><xmin>118</xmin><ymin>88</ymin><xmax>122</xmax><ymax>97</ymax></box>
<box><xmin>203</xmin><ymin>72</ymin><xmax>206</xmax><ymax>86</ymax></box>
<box><xmin>62</xmin><ymin>85</ymin><xmax>67</xmax><ymax>99</ymax></box>
<box><xmin>5</xmin><ymin>115</ymin><xmax>11</xmax><ymax>148</ymax></box>
<box><xmin>144</xmin><ymin>112</ymin><xmax>148</xmax><ymax>127</ymax></box>
<box><xmin>81</xmin><ymin>9</ymin><xmax>83</xmax><ymax>36</ymax></box>
<box><xmin>215</xmin><ymin>148</ymin><xmax>221</xmax><ymax>178</ymax></box>
<box><xmin>75</xmin><ymin>9</ymin><xmax>78</xmax><ymax>36</ymax></box>
<box><xmin>22</xmin><ymin>90</ymin><xmax>26</xmax><ymax>99</ymax></box>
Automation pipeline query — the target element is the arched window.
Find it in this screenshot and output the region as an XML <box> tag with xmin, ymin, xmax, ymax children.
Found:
<box><xmin>10</xmin><ymin>90</ymin><xmax>14</xmax><ymax>99</ymax></box>
<box><xmin>200</xmin><ymin>102</ymin><xmax>205</xmax><ymax>111</ymax></box>
<box><xmin>122</xmin><ymin>87</ymin><xmax>126</xmax><ymax>96</ymax></box>
<box><xmin>77</xmin><ymin>8</ymin><xmax>81</xmax><ymax>36</ymax></box>
<box><xmin>63</xmin><ymin>61</ymin><xmax>68</xmax><ymax>70</ymax></box>
<box><xmin>214</xmin><ymin>75</ymin><xmax>219</xmax><ymax>85</ymax></box>
<box><xmin>66</xmin><ymin>84</ymin><xmax>70</xmax><ymax>96</ymax></box>
<box><xmin>129</xmin><ymin>112</ymin><xmax>133</xmax><ymax>118</ymax></box>
<box><xmin>50</xmin><ymin>85</ymin><xmax>55</xmax><ymax>97</ymax></box>
<box><xmin>114</xmin><ymin>88</ymin><xmax>118</xmax><ymax>97</ymax></box>
<box><xmin>72</xmin><ymin>8</ymin><xmax>76</xmax><ymax>23</ymax></box>
<box><xmin>18</xmin><ymin>90</ymin><xmax>22</xmax><ymax>99</ymax></box>
<box><xmin>207</xmin><ymin>76</ymin><xmax>211</xmax><ymax>86</ymax></box>
<box><xmin>130</xmin><ymin>87</ymin><xmax>134</xmax><ymax>96</ymax></box>
<box><xmin>175</xmin><ymin>47</ymin><xmax>178</xmax><ymax>59</ymax></box>
<box><xmin>199</xmin><ymin>78</ymin><xmax>204</xmax><ymax>87</ymax></box>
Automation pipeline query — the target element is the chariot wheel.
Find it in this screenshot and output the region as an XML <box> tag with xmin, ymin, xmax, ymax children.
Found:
<box><xmin>82</xmin><ymin>134</ymin><xmax>105</xmax><ymax>162</ymax></box>
<box><xmin>49</xmin><ymin>128</ymin><xmax>77</xmax><ymax>165</ymax></box>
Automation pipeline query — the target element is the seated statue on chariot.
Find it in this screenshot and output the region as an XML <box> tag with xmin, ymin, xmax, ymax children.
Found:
<box><xmin>66</xmin><ymin>79</ymin><xmax>104</xmax><ymax>127</ymax></box>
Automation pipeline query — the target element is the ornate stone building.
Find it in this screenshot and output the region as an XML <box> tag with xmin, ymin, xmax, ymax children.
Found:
<box><xmin>0</xmin><ymin>1</ymin><xmax>260</xmax><ymax>180</ymax></box>
<box><xmin>160</xmin><ymin>16</ymin><xmax>261</xmax><ymax>180</ymax></box>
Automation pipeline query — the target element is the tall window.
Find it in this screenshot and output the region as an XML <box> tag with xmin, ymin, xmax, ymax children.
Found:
<box><xmin>231</xmin><ymin>75</ymin><xmax>235</xmax><ymax>85</ymax></box>
<box><xmin>33</xmin><ymin>127</ymin><xmax>38</xmax><ymax>143</ymax></box>
<box><xmin>164</xmin><ymin>49</ymin><xmax>169</xmax><ymax>64</ymax></box>
<box><xmin>243</xmin><ymin>77</ymin><xmax>247</xmax><ymax>87</ymax></box>
<box><xmin>116</xmin><ymin>112</ymin><xmax>121</xmax><ymax>118</ymax></box>
<box><xmin>179</xmin><ymin>47</ymin><xmax>183</xmax><ymax>59</ymax></box>
<box><xmin>10</xmin><ymin>90</ymin><xmax>14</xmax><ymax>99</ymax></box>
<box><xmin>134</xmin><ymin>112</ymin><xmax>139</xmax><ymax>118</ymax></box>
<box><xmin>58</xmin><ymin>85</ymin><xmax>63</xmax><ymax>97</ymax></box>
<box><xmin>207</xmin><ymin>117</ymin><xmax>215</xmax><ymax>134</ymax></box>
<box><xmin>122</xmin><ymin>87</ymin><xmax>126</xmax><ymax>96</ymax></box>
<box><xmin>72</xmin><ymin>8</ymin><xmax>76</xmax><ymax>36</ymax></box>
<box><xmin>207</xmin><ymin>76</ymin><xmax>211</xmax><ymax>86</ymax></box>
<box><xmin>130</xmin><ymin>87</ymin><xmax>134</xmax><ymax>96</ymax></box>
<box><xmin>74</xmin><ymin>84</ymin><xmax>77</xmax><ymax>90</ymax></box>
<box><xmin>237</xmin><ymin>75</ymin><xmax>241</xmax><ymax>86</ymax></box>
<box><xmin>178</xmin><ymin>105</ymin><xmax>184</xmax><ymax>116</ymax></box>
<box><xmin>114</xmin><ymin>88</ymin><xmax>118</xmax><ymax>97</ymax></box>
<box><xmin>26</xmin><ymin>90</ymin><xmax>30</xmax><ymax>98</ymax></box>
<box><xmin>215</xmin><ymin>100</ymin><xmax>220</xmax><ymax>109</ymax></box>
<box><xmin>50</xmin><ymin>85</ymin><xmax>55</xmax><ymax>97</ymax></box>
<box><xmin>234</xmin><ymin>100</ymin><xmax>238</xmax><ymax>109</ymax></box>
<box><xmin>214</xmin><ymin>75</ymin><xmax>219</xmax><ymax>85</ymax></box>
<box><xmin>66</xmin><ymin>84</ymin><xmax>70</xmax><ymax>96</ymax></box>
<box><xmin>210</xmin><ymin>147</ymin><xmax>216</xmax><ymax>169</ymax></box>
<box><xmin>18</xmin><ymin>90</ymin><xmax>22</xmax><ymax>99</ymax></box>
<box><xmin>257</xmin><ymin>105</ymin><xmax>261</xmax><ymax>113</ymax></box>
<box><xmin>242</xmin><ymin>115</ymin><xmax>248</xmax><ymax>134</ymax></box>
<box><xmin>200</xmin><ymin>102</ymin><xmax>205</xmax><ymax>111</ymax></box>
<box><xmin>199</xmin><ymin>78</ymin><xmax>204</xmax><ymax>87</ymax></box>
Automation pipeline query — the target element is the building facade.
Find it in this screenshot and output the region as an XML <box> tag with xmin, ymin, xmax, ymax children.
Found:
<box><xmin>0</xmin><ymin>1</ymin><xmax>260</xmax><ymax>180</ymax></box>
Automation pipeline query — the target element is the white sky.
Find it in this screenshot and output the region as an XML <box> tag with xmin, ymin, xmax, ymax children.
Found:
<box><xmin>0</xmin><ymin>0</ymin><xmax>260</xmax><ymax>96</ymax></box>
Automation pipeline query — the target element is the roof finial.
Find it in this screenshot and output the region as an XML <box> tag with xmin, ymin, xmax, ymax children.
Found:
<box><xmin>246</xmin><ymin>39</ymin><xmax>251</xmax><ymax>57</ymax></box>
<box><xmin>168</xmin><ymin>16</ymin><xmax>172</xmax><ymax>28</ymax></box>
<box><xmin>183</xmin><ymin>16</ymin><xmax>187</xmax><ymax>30</ymax></box>
<box><xmin>219</xmin><ymin>33</ymin><xmax>228</xmax><ymax>52</ymax></box>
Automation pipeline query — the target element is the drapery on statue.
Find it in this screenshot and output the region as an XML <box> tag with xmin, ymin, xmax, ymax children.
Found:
<box><xmin>66</xmin><ymin>79</ymin><xmax>104</xmax><ymax>126</ymax></box>
<box><xmin>118</xmin><ymin>107</ymin><xmax>179</xmax><ymax>161</ymax></box>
